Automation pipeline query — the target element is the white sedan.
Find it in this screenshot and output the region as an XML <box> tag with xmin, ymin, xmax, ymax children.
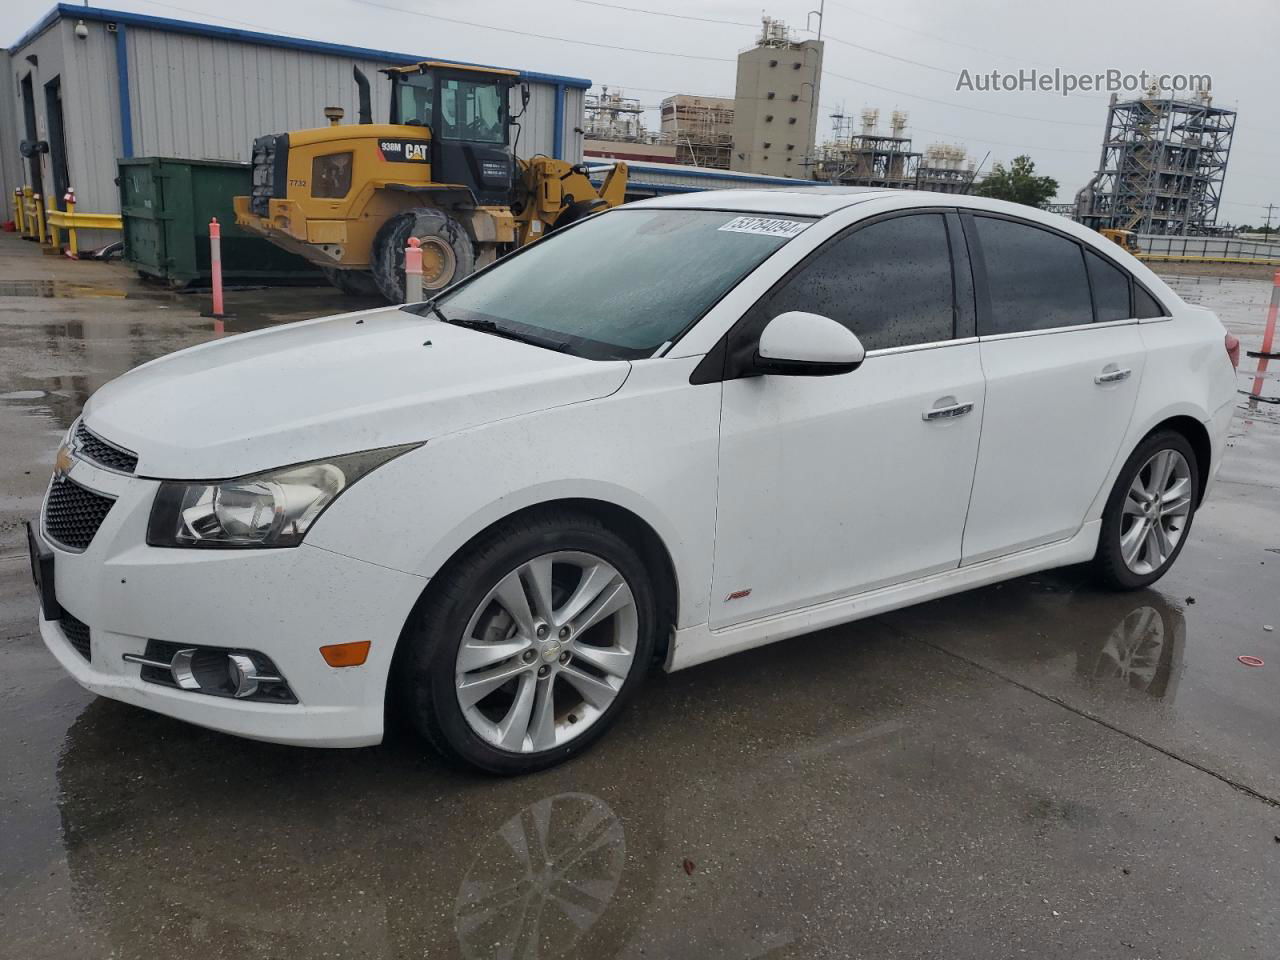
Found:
<box><xmin>30</xmin><ymin>189</ymin><xmax>1239</xmax><ymax>774</ymax></box>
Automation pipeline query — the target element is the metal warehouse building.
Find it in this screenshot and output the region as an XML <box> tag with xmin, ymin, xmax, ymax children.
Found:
<box><xmin>2</xmin><ymin>4</ymin><xmax>589</xmax><ymax>244</ymax></box>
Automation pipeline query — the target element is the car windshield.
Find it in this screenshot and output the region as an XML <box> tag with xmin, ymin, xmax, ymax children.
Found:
<box><xmin>418</xmin><ymin>208</ymin><xmax>812</xmax><ymax>359</ymax></box>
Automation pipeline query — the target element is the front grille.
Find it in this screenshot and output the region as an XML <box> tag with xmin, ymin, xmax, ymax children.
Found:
<box><xmin>74</xmin><ymin>421</ymin><xmax>137</xmax><ymax>474</ymax></box>
<box><xmin>43</xmin><ymin>476</ymin><xmax>115</xmax><ymax>551</ymax></box>
<box><xmin>250</xmin><ymin>132</ymin><xmax>289</xmax><ymax>216</ymax></box>
<box><xmin>61</xmin><ymin>612</ymin><xmax>91</xmax><ymax>662</ymax></box>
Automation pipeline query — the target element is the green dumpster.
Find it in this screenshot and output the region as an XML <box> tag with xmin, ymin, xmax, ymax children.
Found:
<box><xmin>118</xmin><ymin>157</ymin><xmax>322</xmax><ymax>287</ymax></box>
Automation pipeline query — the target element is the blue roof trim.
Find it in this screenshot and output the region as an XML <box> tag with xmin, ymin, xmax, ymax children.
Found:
<box><xmin>617</xmin><ymin>163</ymin><xmax>824</xmax><ymax>188</ymax></box>
<box><xmin>9</xmin><ymin>4</ymin><xmax>593</xmax><ymax>88</ymax></box>
<box><xmin>115</xmin><ymin>22</ymin><xmax>132</xmax><ymax>158</ymax></box>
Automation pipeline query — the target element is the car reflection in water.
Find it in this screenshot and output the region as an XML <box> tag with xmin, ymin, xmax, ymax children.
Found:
<box><xmin>891</xmin><ymin>577</ymin><xmax>1187</xmax><ymax>703</ymax></box>
<box><xmin>1084</xmin><ymin>601</ymin><xmax>1182</xmax><ymax>698</ymax></box>
<box><xmin>53</xmin><ymin>706</ymin><xmax>645</xmax><ymax>960</ymax></box>
<box><xmin>455</xmin><ymin>793</ymin><xmax>626</xmax><ymax>960</ymax></box>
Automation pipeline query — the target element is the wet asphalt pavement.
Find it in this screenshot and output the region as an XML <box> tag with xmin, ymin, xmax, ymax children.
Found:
<box><xmin>0</xmin><ymin>234</ymin><xmax>1277</xmax><ymax>959</ymax></box>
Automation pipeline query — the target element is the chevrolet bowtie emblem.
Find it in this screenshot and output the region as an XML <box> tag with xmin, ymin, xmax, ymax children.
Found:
<box><xmin>53</xmin><ymin>443</ymin><xmax>75</xmax><ymax>480</ymax></box>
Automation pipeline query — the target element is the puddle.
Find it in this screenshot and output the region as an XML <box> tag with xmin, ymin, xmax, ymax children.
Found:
<box><xmin>1165</xmin><ymin>274</ymin><xmax>1274</xmax><ymax>325</ymax></box>
<box><xmin>0</xmin><ymin>279</ymin><xmax>129</xmax><ymax>298</ymax></box>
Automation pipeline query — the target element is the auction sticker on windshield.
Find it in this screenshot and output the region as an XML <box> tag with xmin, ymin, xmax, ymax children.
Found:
<box><xmin>717</xmin><ymin>216</ymin><xmax>809</xmax><ymax>239</ymax></box>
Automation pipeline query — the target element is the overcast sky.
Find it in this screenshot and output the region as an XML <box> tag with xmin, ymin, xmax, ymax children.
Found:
<box><xmin>5</xmin><ymin>0</ymin><xmax>1276</xmax><ymax>217</ymax></box>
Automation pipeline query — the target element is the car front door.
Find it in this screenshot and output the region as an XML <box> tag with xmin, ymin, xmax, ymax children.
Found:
<box><xmin>959</xmin><ymin>214</ymin><xmax>1147</xmax><ymax>565</ymax></box>
<box><xmin>708</xmin><ymin>211</ymin><xmax>986</xmax><ymax>629</ymax></box>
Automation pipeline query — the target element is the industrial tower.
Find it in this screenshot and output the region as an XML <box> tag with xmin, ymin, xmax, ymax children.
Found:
<box><xmin>731</xmin><ymin>17</ymin><xmax>824</xmax><ymax>178</ymax></box>
<box><xmin>1076</xmin><ymin>88</ymin><xmax>1236</xmax><ymax>236</ymax></box>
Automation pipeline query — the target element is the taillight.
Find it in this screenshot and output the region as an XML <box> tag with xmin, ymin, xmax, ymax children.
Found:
<box><xmin>1225</xmin><ymin>333</ymin><xmax>1241</xmax><ymax>369</ymax></box>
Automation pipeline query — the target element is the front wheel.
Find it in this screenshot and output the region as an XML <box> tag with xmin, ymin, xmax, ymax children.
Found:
<box><xmin>1093</xmin><ymin>430</ymin><xmax>1199</xmax><ymax>590</ymax></box>
<box><xmin>397</xmin><ymin>511</ymin><xmax>658</xmax><ymax>774</ymax></box>
<box><xmin>370</xmin><ymin>207</ymin><xmax>475</xmax><ymax>303</ymax></box>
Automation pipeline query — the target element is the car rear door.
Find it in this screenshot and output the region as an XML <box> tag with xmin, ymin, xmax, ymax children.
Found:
<box><xmin>960</xmin><ymin>213</ymin><xmax>1146</xmax><ymax>565</ymax></box>
<box><xmin>709</xmin><ymin>211</ymin><xmax>985</xmax><ymax>628</ymax></box>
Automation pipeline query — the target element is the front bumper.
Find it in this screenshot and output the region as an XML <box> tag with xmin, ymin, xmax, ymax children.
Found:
<box><xmin>36</xmin><ymin>456</ymin><xmax>428</xmax><ymax>748</ymax></box>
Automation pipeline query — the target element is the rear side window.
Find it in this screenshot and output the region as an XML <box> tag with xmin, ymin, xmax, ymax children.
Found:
<box><xmin>1086</xmin><ymin>249</ymin><xmax>1132</xmax><ymax>322</ymax></box>
<box><xmin>1134</xmin><ymin>284</ymin><xmax>1168</xmax><ymax>319</ymax></box>
<box><xmin>766</xmin><ymin>213</ymin><xmax>955</xmax><ymax>351</ymax></box>
<box><xmin>975</xmin><ymin>216</ymin><xmax>1093</xmax><ymax>334</ymax></box>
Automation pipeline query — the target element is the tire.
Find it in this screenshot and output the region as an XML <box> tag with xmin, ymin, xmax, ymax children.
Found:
<box><xmin>321</xmin><ymin>266</ymin><xmax>380</xmax><ymax>297</ymax></box>
<box><xmin>396</xmin><ymin>509</ymin><xmax>659</xmax><ymax>775</ymax></box>
<box><xmin>548</xmin><ymin>198</ymin><xmax>607</xmax><ymax>234</ymax></box>
<box><xmin>1093</xmin><ymin>429</ymin><xmax>1199</xmax><ymax>590</ymax></box>
<box><xmin>370</xmin><ymin>207</ymin><xmax>475</xmax><ymax>304</ymax></box>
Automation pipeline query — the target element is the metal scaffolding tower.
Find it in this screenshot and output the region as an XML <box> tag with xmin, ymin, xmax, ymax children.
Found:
<box><xmin>810</xmin><ymin>108</ymin><xmax>975</xmax><ymax>194</ymax></box>
<box><xmin>1076</xmin><ymin>89</ymin><xmax>1235</xmax><ymax>236</ymax></box>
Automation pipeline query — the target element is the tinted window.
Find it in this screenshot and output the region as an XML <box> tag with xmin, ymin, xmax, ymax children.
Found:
<box><xmin>1086</xmin><ymin>249</ymin><xmax>1132</xmax><ymax>322</ymax></box>
<box><xmin>766</xmin><ymin>213</ymin><xmax>955</xmax><ymax>351</ymax></box>
<box><xmin>1134</xmin><ymin>284</ymin><xmax>1168</xmax><ymax>319</ymax></box>
<box><xmin>975</xmin><ymin>216</ymin><xmax>1093</xmax><ymax>333</ymax></box>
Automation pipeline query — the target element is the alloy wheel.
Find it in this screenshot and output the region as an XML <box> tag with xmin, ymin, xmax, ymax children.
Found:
<box><xmin>1119</xmin><ymin>449</ymin><xmax>1193</xmax><ymax>575</ymax></box>
<box><xmin>455</xmin><ymin>551</ymin><xmax>639</xmax><ymax>753</ymax></box>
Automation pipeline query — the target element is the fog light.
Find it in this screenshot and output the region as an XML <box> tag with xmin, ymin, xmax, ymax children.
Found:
<box><xmin>125</xmin><ymin>641</ymin><xmax>296</xmax><ymax>703</ymax></box>
<box><xmin>227</xmin><ymin>652</ymin><xmax>284</xmax><ymax>698</ymax></box>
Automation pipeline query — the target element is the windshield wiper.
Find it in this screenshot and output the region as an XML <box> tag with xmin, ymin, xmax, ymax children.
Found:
<box><xmin>440</xmin><ymin>315</ymin><xmax>571</xmax><ymax>354</ymax></box>
<box><xmin>407</xmin><ymin>300</ymin><xmax>571</xmax><ymax>353</ymax></box>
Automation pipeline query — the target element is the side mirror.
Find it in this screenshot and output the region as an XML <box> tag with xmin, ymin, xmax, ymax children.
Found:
<box><xmin>754</xmin><ymin>311</ymin><xmax>865</xmax><ymax>376</ymax></box>
<box><xmin>521</xmin><ymin>80</ymin><xmax>531</xmax><ymax>108</ymax></box>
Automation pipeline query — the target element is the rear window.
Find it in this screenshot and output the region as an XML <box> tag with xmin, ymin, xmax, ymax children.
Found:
<box><xmin>975</xmin><ymin>216</ymin><xmax>1093</xmax><ymax>334</ymax></box>
<box><xmin>1086</xmin><ymin>249</ymin><xmax>1132</xmax><ymax>322</ymax></box>
<box><xmin>1134</xmin><ymin>284</ymin><xmax>1168</xmax><ymax>319</ymax></box>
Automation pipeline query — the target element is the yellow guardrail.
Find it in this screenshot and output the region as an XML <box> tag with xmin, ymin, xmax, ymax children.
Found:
<box><xmin>12</xmin><ymin>185</ymin><xmax>121</xmax><ymax>257</ymax></box>
<box><xmin>1138</xmin><ymin>254</ymin><xmax>1280</xmax><ymax>266</ymax></box>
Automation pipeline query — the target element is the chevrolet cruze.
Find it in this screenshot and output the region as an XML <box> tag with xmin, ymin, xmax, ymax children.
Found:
<box><xmin>30</xmin><ymin>189</ymin><xmax>1239</xmax><ymax>774</ymax></box>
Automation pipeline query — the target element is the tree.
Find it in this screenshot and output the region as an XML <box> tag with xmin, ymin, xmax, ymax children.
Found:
<box><xmin>975</xmin><ymin>155</ymin><xmax>1059</xmax><ymax>208</ymax></box>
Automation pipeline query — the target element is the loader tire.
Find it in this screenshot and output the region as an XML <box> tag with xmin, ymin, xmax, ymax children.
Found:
<box><xmin>321</xmin><ymin>266</ymin><xmax>381</xmax><ymax>297</ymax></box>
<box><xmin>549</xmin><ymin>198</ymin><xmax>608</xmax><ymax>233</ymax></box>
<box><xmin>371</xmin><ymin>208</ymin><xmax>475</xmax><ymax>303</ymax></box>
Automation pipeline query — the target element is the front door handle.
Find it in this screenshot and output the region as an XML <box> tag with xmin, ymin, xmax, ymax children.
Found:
<box><xmin>1095</xmin><ymin>365</ymin><xmax>1132</xmax><ymax>384</ymax></box>
<box><xmin>922</xmin><ymin>400</ymin><xmax>974</xmax><ymax>421</ymax></box>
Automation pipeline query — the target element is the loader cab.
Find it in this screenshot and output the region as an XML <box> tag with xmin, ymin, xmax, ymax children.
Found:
<box><xmin>386</xmin><ymin>62</ymin><xmax>518</xmax><ymax>206</ymax></box>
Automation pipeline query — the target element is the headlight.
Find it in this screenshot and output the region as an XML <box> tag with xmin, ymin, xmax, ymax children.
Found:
<box><xmin>146</xmin><ymin>445</ymin><xmax>419</xmax><ymax>549</ymax></box>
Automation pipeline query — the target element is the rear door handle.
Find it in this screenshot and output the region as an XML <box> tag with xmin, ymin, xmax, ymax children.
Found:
<box><xmin>922</xmin><ymin>400</ymin><xmax>974</xmax><ymax>421</ymax></box>
<box><xmin>1095</xmin><ymin>365</ymin><xmax>1132</xmax><ymax>384</ymax></box>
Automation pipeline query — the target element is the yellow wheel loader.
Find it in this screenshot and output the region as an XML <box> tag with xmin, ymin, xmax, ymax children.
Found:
<box><xmin>233</xmin><ymin>62</ymin><xmax>627</xmax><ymax>301</ymax></box>
<box><xmin>1099</xmin><ymin>227</ymin><xmax>1141</xmax><ymax>255</ymax></box>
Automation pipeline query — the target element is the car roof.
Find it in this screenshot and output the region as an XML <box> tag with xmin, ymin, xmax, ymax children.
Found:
<box><xmin>627</xmin><ymin>187</ymin><xmax>897</xmax><ymax>217</ymax></box>
<box><xmin>627</xmin><ymin>188</ymin><xmax>1124</xmax><ymax>250</ymax></box>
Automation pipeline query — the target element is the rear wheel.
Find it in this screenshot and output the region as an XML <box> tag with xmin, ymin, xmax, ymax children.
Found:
<box><xmin>371</xmin><ymin>207</ymin><xmax>474</xmax><ymax>303</ymax></box>
<box><xmin>397</xmin><ymin>511</ymin><xmax>658</xmax><ymax>774</ymax></box>
<box><xmin>1093</xmin><ymin>430</ymin><xmax>1199</xmax><ymax>590</ymax></box>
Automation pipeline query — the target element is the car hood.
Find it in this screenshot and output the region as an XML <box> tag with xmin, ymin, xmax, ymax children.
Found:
<box><xmin>83</xmin><ymin>307</ymin><xmax>631</xmax><ymax>479</ymax></box>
